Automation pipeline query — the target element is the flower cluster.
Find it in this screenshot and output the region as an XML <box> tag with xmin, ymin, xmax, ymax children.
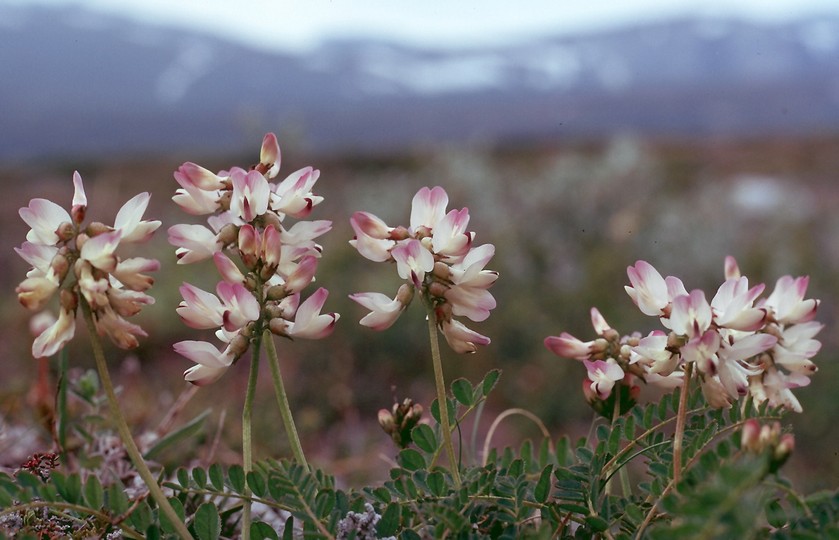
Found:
<box><xmin>349</xmin><ymin>186</ymin><xmax>498</xmax><ymax>353</ymax></box>
<box><xmin>545</xmin><ymin>257</ymin><xmax>821</xmax><ymax>412</ymax></box>
<box><xmin>168</xmin><ymin>134</ymin><xmax>338</xmax><ymax>384</ymax></box>
<box><xmin>16</xmin><ymin>173</ymin><xmax>161</xmax><ymax>357</ymax></box>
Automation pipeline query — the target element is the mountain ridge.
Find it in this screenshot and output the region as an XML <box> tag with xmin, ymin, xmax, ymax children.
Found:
<box><xmin>2</xmin><ymin>4</ymin><xmax>839</xmax><ymax>162</ymax></box>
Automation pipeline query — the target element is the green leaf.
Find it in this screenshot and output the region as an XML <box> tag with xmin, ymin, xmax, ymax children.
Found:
<box><xmin>176</xmin><ymin>467</ymin><xmax>190</xmax><ymax>488</ymax></box>
<box><xmin>377</xmin><ymin>503</ymin><xmax>401</xmax><ymax>537</ymax></box>
<box><xmin>159</xmin><ymin>497</ymin><xmax>185</xmax><ymax>535</ymax></box>
<box><xmin>401</xmin><ymin>529</ymin><xmax>422</xmax><ymax>540</ymax></box>
<box><xmin>129</xmin><ymin>500</ymin><xmax>154</xmax><ymax>531</ymax></box>
<box><xmin>624</xmin><ymin>503</ymin><xmax>644</xmax><ymax>525</ymax></box>
<box><xmin>247</xmin><ymin>471</ymin><xmax>267</xmax><ymax>498</ymax></box>
<box><xmin>534</xmin><ymin>464</ymin><xmax>554</xmax><ymax>504</ymax></box>
<box><xmin>555</xmin><ymin>436</ymin><xmax>572</xmax><ymax>466</ymax></box>
<box><xmin>251</xmin><ymin>521</ymin><xmax>279</xmax><ymax>540</ymax></box>
<box><xmin>52</xmin><ymin>472</ymin><xmax>82</xmax><ymax>504</ymax></box>
<box><xmin>15</xmin><ymin>471</ymin><xmax>42</xmax><ymax>491</ymax></box>
<box><xmin>106</xmin><ymin>481</ymin><xmax>129</xmax><ymax>515</ymax></box>
<box><xmin>0</xmin><ymin>487</ymin><xmax>13</xmax><ymax>508</ymax></box>
<box><xmin>208</xmin><ymin>463</ymin><xmax>225</xmax><ymax>491</ymax></box>
<box><xmin>608</xmin><ymin>424</ymin><xmax>622</xmax><ymax>456</ymax></box>
<box><xmin>766</xmin><ymin>498</ymin><xmax>788</xmax><ymax>529</ymax></box>
<box><xmin>398</xmin><ymin>449</ymin><xmax>427</xmax><ymax>471</ymax></box>
<box><xmin>193</xmin><ymin>502</ymin><xmax>221</xmax><ymax>540</ymax></box>
<box><xmin>481</xmin><ymin>369</ymin><xmax>502</xmax><ymax>396</ymax></box>
<box><xmin>430</xmin><ymin>398</ymin><xmax>457</xmax><ymax>425</ymax></box>
<box><xmin>84</xmin><ymin>475</ymin><xmax>104</xmax><ymax>509</ymax></box>
<box><xmin>146</xmin><ymin>524</ymin><xmax>161</xmax><ymax>540</ymax></box>
<box><xmin>228</xmin><ymin>465</ymin><xmax>246</xmax><ymax>494</ymax></box>
<box><xmin>315</xmin><ymin>489</ymin><xmax>336</xmax><ymax>518</ymax></box>
<box><xmin>426</xmin><ymin>471</ymin><xmax>446</xmax><ymax>497</ymax></box>
<box><xmin>411</xmin><ymin>424</ymin><xmax>438</xmax><ymax>454</ymax></box>
<box><xmin>585</xmin><ymin>514</ymin><xmax>609</xmax><ymax>532</ymax></box>
<box><xmin>143</xmin><ymin>409</ymin><xmax>210</xmax><ymax>460</ymax></box>
<box><xmin>624</xmin><ymin>415</ymin><xmax>635</xmax><ymax>440</ymax></box>
<box><xmin>192</xmin><ymin>467</ymin><xmax>207</xmax><ymax>489</ymax></box>
<box><xmin>281</xmin><ymin>515</ymin><xmax>295</xmax><ymax>540</ymax></box>
<box><xmin>451</xmin><ymin>378</ymin><xmax>474</xmax><ymax>406</ymax></box>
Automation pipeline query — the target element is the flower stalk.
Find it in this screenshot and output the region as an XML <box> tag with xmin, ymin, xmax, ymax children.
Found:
<box><xmin>672</xmin><ymin>362</ymin><xmax>693</xmax><ymax>485</ymax></box>
<box><xmin>265</xmin><ymin>329</ymin><xmax>309</xmax><ymax>470</ymax></box>
<box><xmin>427</xmin><ymin>306</ymin><xmax>462</xmax><ymax>487</ymax></box>
<box><xmin>241</xmin><ymin>331</ymin><xmax>263</xmax><ymax>540</ymax></box>
<box><xmin>81</xmin><ymin>299</ymin><xmax>193</xmax><ymax>540</ymax></box>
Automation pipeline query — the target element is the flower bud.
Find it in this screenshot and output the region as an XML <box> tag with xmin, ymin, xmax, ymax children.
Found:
<box><xmin>590</xmin><ymin>338</ymin><xmax>610</xmax><ymax>356</ymax></box>
<box><xmin>261</xmin><ymin>212</ymin><xmax>282</xmax><ymax>232</ymax></box>
<box><xmin>774</xmin><ymin>434</ymin><xmax>795</xmax><ymax>463</ymax></box>
<box><xmin>414</xmin><ymin>226</ymin><xmax>432</xmax><ymax>240</ymax></box>
<box><xmin>50</xmin><ymin>253</ymin><xmax>70</xmax><ymax>282</ymax></box>
<box><xmin>420</xmin><ymin>236</ymin><xmax>433</xmax><ymax>252</ymax></box>
<box><xmin>59</xmin><ymin>288</ymin><xmax>78</xmax><ymax>311</ymax></box>
<box><xmin>57</xmin><ymin>222</ymin><xmax>76</xmax><ymax>242</ymax></box>
<box><xmin>432</xmin><ymin>261</ymin><xmax>451</xmax><ymax>280</ymax></box>
<box><xmin>217</xmin><ymin>222</ymin><xmax>239</xmax><ymax>247</ymax></box>
<box><xmin>427</xmin><ymin>281</ymin><xmax>448</xmax><ymax>299</ymax></box>
<box><xmin>238</xmin><ymin>224</ymin><xmax>259</xmax><ymax>270</ymax></box>
<box><xmin>86</xmin><ymin>221</ymin><xmax>111</xmax><ymax>237</ymax></box>
<box><xmin>619</xmin><ymin>343</ymin><xmax>632</xmax><ymax>361</ymax></box>
<box><xmin>71</xmin><ymin>205</ymin><xmax>86</xmax><ymax>226</ymax></box>
<box><xmin>396</xmin><ymin>283</ymin><xmax>415</xmax><ymax>306</ymax></box>
<box><xmin>389</xmin><ymin>226</ymin><xmax>410</xmax><ymax>241</ymax></box>
<box><xmin>229</xmin><ymin>333</ymin><xmax>251</xmax><ymax>359</ymax></box>
<box><xmin>216</xmin><ymin>190</ymin><xmax>232</xmax><ymax>211</ymax></box>
<box><xmin>269</xmin><ymin>318</ymin><xmax>291</xmax><ymax>338</ymax></box>
<box><xmin>603</xmin><ymin>328</ymin><xmax>620</xmax><ymax>342</ymax></box>
<box><xmin>378</xmin><ymin>409</ymin><xmax>395</xmax><ymax>432</ymax></box>
<box><xmin>266</xmin><ymin>285</ymin><xmax>288</xmax><ymax>301</ymax></box>
<box><xmin>740</xmin><ymin>419</ymin><xmax>761</xmax><ymax>452</ymax></box>
<box><xmin>264</xmin><ymin>303</ymin><xmax>283</xmax><ymax>320</ymax></box>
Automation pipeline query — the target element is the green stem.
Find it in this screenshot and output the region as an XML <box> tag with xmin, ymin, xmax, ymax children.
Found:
<box><xmin>427</xmin><ymin>308</ymin><xmax>462</xmax><ymax>487</ymax></box>
<box><xmin>241</xmin><ymin>332</ymin><xmax>263</xmax><ymax>540</ymax></box>
<box><xmin>80</xmin><ymin>299</ymin><xmax>193</xmax><ymax>540</ymax></box>
<box><xmin>264</xmin><ymin>330</ymin><xmax>309</xmax><ymax>469</ymax></box>
<box><xmin>56</xmin><ymin>348</ymin><xmax>69</xmax><ymax>454</ymax></box>
<box><xmin>673</xmin><ymin>363</ymin><xmax>693</xmax><ymax>485</ymax></box>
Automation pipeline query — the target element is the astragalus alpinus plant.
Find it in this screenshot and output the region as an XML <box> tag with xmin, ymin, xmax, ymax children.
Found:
<box><xmin>168</xmin><ymin>133</ymin><xmax>338</xmax><ymax>536</ymax></box>
<box><xmin>5</xmin><ymin>136</ymin><xmax>838</xmax><ymax>539</ymax></box>
<box><xmin>14</xmin><ymin>173</ymin><xmax>193</xmax><ymax>539</ymax></box>
<box><xmin>349</xmin><ymin>186</ymin><xmax>499</xmax><ymax>487</ymax></box>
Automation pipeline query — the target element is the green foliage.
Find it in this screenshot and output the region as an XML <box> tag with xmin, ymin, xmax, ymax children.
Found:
<box><xmin>3</xmin><ymin>370</ymin><xmax>837</xmax><ymax>539</ymax></box>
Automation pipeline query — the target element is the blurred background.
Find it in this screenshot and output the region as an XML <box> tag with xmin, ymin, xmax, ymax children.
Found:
<box><xmin>1</xmin><ymin>0</ymin><xmax>838</xmax><ymax>491</ymax></box>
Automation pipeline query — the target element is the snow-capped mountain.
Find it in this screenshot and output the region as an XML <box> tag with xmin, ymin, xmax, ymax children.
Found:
<box><xmin>2</xmin><ymin>4</ymin><xmax>839</xmax><ymax>161</ymax></box>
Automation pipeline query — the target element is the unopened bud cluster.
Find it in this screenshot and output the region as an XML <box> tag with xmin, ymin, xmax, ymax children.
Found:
<box><xmin>740</xmin><ymin>419</ymin><xmax>795</xmax><ymax>473</ymax></box>
<box><xmin>169</xmin><ymin>134</ymin><xmax>338</xmax><ymax>385</ymax></box>
<box><xmin>16</xmin><ymin>172</ymin><xmax>161</xmax><ymax>357</ymax></box>
<box><xmin>546</xmin><ymin>257</ymin><xmax>821</xmax><ymax>412</ymax></box>
<box><xmin>378</xmin><ymin>398</ymin><xmax>424</xmax><ymax>449</ymax></box>
<box><xmin>349</xmin><ymin>186</ymin><xmax>498</xmax><ymax>353</ymax></box>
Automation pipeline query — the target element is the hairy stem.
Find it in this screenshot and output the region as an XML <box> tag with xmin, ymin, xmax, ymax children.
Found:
<box><xmin>673</xmin><ymin>363</ymin><xmax>694</xmax><ymax>485</ymax></box>
<box><xmin>264</xmin><ymin>330</ymin><xmax>309</xmax><ymax>469</ymax></box>
<box><xmin>427</xmin><ymin>308</ymin><xmax>462</xmax><ymax>487</ymax></box>
<box><xmin>80</xmin><ymin>299</ymin><xmax>193</xmax><ymax>540</ymax></box>
<box><xmin>56</xmin><ymin>348</ymin><xmax>69</xmax><ymax>454</ymax></box>
<box><xmin>241</xmin><ymin>332</ymin><xmax>263</xmax><ymax>540</ymax></box>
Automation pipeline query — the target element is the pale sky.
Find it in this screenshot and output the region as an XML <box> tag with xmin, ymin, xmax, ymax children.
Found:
<box><xmin>5</xmin><ymin>0</ymin><xmax>839</xmax><ymax>52</ymax></box>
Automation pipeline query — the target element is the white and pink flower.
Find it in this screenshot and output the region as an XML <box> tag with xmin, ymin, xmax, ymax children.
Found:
<box><xmin>349</xmin><ymin>186</ymin><xmax>496</xmax><ymax>354</ymax></box>
<box><xmin>169</xmin><ymin>134</ymin><xmax>337</xmax><ymax>384</ymax></box>
<box><xmin>17</xmin><ymin>172</ymin><xmax>159</xmax><ymax>357</ymax></box>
